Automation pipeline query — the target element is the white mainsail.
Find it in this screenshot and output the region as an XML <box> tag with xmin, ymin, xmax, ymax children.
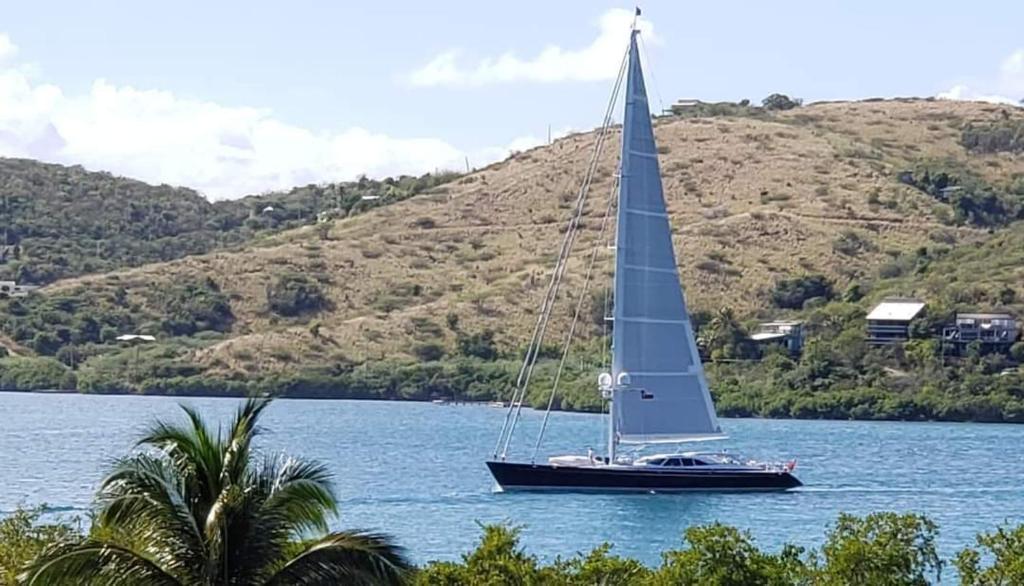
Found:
<box><xmin>610</xmin><ymin>31</ymin><xmax>725</xmax><ymax>446</ymax></box>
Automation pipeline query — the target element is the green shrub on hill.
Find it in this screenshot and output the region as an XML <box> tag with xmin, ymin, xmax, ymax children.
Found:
<box><xmin>762</xmin><ymin>93</ymin><xmax>803</xmax><ymax>111</ymax></box>
<box><xmin>0</xmin><ymin>356</ymin><xmax>73</xmax><ymax>390</ymax></box>
<box><xmin>961</xmin><ymin>120</ymin><xmax>1024</xmax><ymax>153</ymax></box>
<box><xmin>456</xmin><ymin>329</ymin><xmax>499</xmax><ymax>360</ymax></box>
<box><xmin>898</xmin><ymin>165</ymin><xmax>1022</xmax><ymax>227</ymax></box>
<box><xmin>159</xmin><ymin>277</ymin><xmax>234</xmax><ymax>336</ymax></box>
<box><xmin>266</xmin><ymin>273</ymin><xmax>328</xmax><ymax>317</ymax></box>
<box><xmin>771</xmin><ymin>274</ymin><xmax>834</xmax><ymax>309</ymax></box>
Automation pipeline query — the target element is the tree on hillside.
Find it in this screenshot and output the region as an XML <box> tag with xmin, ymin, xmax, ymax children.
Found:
<box><xmin>20</xmin><ymin>398</ymin><xmax>410</xmax><ymax>585</ymax></box>
<box><xmin>267</xmin><ymin>274</ymin><xmax>328</xmax><ymax>317</ymax></box>
<box><xmin>698</xmin><ymin>308</ymin><xmax>756</xmax><ymax>361</ymax></box>
<box><xmin>762</xmin><ymin>93</ymin><xmax>803</xmax><ymax>111</ymax></box>
<box><xmin>771</xmin><ymin>275</ymin><xmax>834</xmax><ymax>309</ymax></box>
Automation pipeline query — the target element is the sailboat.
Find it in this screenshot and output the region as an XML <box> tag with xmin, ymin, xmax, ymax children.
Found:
<box><xmin>486</xmin><ymin>23</ymin><xmax>801</xmax><ymax>492</ymax></box>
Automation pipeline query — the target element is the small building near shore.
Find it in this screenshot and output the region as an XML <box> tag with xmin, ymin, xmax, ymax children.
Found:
<box><xmin>0</xmin><ymin>280</ymin><xmax>35</xmax><ymax>299</ymax></box>
<box><xmin>866</xmin><ymin>298</ymin><xmax>926</xmax><ymax>344</ymax></box>
<box><xmin>942</xmin><ymin>312</ymin><xmax>1019</xmax><ymax>353</ymax></box>
<box><xmin>750</xmin><ymin>321</ymin><xmax>805</xmax><ymax>355</ymax></box>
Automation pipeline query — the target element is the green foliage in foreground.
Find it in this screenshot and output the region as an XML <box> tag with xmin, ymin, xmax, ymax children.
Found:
<box><xmin>416</xmin><ymin>511</ymin><xmax>1019</xmax><ymax>586</ymax></box>
<box><xmin>411</xmin><ymin>514</ymin><xmax>1024</xmax><ymax>585</ymax></box>
<box><xmin>16</xmin><ymin>398</ymin><xmax>411</xmax><ymax>585</ymax></box>
<box><xmin>0</xmin><ymin>507</ymin><xmax>79</xmax><ymax>585</ymax></box>
<box><xmin>9</xmin><ymin>507</ymin><xmax>1024</xmax><ymax>585</ymax></box>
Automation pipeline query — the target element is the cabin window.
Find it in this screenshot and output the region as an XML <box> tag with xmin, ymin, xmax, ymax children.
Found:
<box><xmin>691</xmin><ymin>459</ymin><xmax>708</xmax><ymax>466</ymax></box>
<box><xmin>680</xmin><ymin>458</ymin><xmax>694</xmax><ymax>466</ymax></box>
<box><xmin>647</xmin><ymin>458</ymin><xmax>666</xmax><ymax>466</ymax></box>
<box><xmin>663</xmin><ymin>458</ymin><xmax>682</xmax><ymax>467</ymax></box>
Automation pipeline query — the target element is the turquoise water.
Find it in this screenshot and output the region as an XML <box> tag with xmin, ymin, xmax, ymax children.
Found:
<box><xmin>2</xmin><ymin>392</ymin><xmax>1023</xmax><ymax>568</ymax></box>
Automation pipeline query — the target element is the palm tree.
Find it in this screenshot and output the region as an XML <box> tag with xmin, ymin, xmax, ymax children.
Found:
<box><xmin>20</xmin><ymin>398</ymin><xmax>410</xmax><ymax>585</ymax></box>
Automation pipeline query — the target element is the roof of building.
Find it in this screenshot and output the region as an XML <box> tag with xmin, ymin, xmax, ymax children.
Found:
<box><xmin>957</xmin><ymin>312</ymin><xmax>1015</xmax><ymax>320</ymax></box>
<box><xmin>116</xmin><ymin>334</ymin><xmax>156</xmax><ymax>342</ymax></box>
<box><xmin>750</xmin><ymin>332</ymin><xmax>788</xmax><ymax>341</ymax></box>
<box><xmin>866</xmin><ymin>299</ymin><xmax>926</xmax><ymax>321</ymax></box>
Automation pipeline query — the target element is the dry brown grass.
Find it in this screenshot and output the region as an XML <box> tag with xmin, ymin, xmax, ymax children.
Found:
<box><xmin>47</xmin><ymin>99</ymin><xmax>1024</xmax><ymax>373</ymax></box>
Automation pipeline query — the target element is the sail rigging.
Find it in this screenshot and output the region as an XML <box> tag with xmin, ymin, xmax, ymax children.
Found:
<box><xmin>609</xmin><ymin>30</ymin><xmax>724</xmax><ymax>449</ymax></box>
<box><xmin>484</xmin><ymin>19</ymin><xmax>801</xmax><ymax>494</ymax></box>
<box><xmin>492</xmin><ymin>44</ymin><xmax>630</xmax><ymax>461</ymax></box>
<box><xmin>494</xmin><ymin>24</ymin><xmax>724</xmax><ymax>465</ymax></box>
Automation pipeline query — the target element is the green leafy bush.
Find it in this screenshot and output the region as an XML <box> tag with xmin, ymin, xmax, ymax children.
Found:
<box><xmin>0</xmin><ymin>506</ymin><xmax>81</xmax><ymax>584</ymax></box>
<box><xmin>418</xmin><ymin>512</ymin><xmax>945</xmax><ymax>585</ymax></box>
<box><xmin>961</xmin><ymin>120</ymin><xmax>1024</xmax><ymax>154</ymax></box>
<box><xmin>266</xmin><ymin>274</ymin><xmax>328</xmax><ymax>317</ymax></box>
<box><xmin>832</xmin><ymin>230</ymin><xmax>876</xmax><ymax>257</ymax></box>
<box><xmin>762</xmin><ymin>93</ymin><xmax>803</xmax><ymax>111</ymax></box>
<box><xmin>0</xmin><ymin>356</ymin><xmax>73</xmax><ymax>390</ymax></box>
<box><xmin>159</xmin><ymin>277</ymin><xmax>234</xmax><ymax>336</ymax></box>
<box><xmin>412</xmin><ymin>342</ymin><xmax>446</xmax><ymax>362</ymax></box>
<box><xmin>771</xmin><ymin>275</ymin><xmax>834</xmax><ymax>309</ymax></box>
<box><xmin>456</xmin><ymin>329</ymin><xmax>499</xmax><ymax>360</ymax></box>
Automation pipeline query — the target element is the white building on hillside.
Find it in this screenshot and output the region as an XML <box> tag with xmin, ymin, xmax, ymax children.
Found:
<box><xmin>0</xmin><ymin>281</ymin><xmax>35</xmax><ymax>299</ymax></box>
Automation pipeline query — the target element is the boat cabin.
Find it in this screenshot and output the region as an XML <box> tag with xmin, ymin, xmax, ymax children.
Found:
<box><xmin>635</xmin><ymin>452</ymin><xmax>741</xmax><ymax>468</ymax></box>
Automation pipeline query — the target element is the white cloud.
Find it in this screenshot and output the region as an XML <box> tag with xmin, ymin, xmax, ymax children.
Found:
<box><xmin>937</xmin><ymin>84</ymin><xmax>1018</xmax><ymax>106</ymax></box>
<box><xmin>472</xmin><ymin>126</ymin><xmax>574</xmax><ymax>167</ymax></box>
<box><xmin>0</xmin><ymin>34</ymin><xmax>477</xmax><ymax>199</ymax></box>
<box><xmin>0</xmin><ymin>34</ymin><xmax>17</xmax><ymax>62</ymax></box>
<box><xmin>409</xmin><ymin>9</ymin><xmax>659</xmax><ymax>87</ymax></box>
<box><xmin>938</xmin><ymin>49</ymin><xmax>1024</xmax><ymax>106</ymax></box>
<box><xmin>1000</xmin><ymin>49</ymin><xmax>1024</xmax><ymax>96</ymax></box>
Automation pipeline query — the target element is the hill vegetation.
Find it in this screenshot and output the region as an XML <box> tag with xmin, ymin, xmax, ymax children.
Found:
<box><xmin>2</xmin><ymin>98</ymin><xmax>1024</xmax><ymax>422</ymax></box>
<box><xmin>0</xmin><ymin>157</ymin><xmax>457</xmax><ymax>284</ymax></box>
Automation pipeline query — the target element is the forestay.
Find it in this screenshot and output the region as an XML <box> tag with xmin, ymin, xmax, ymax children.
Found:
<box><xmin>610</xmin><ymin>31</ymin><xmax>725</xmax><ymax>445</ymax></box>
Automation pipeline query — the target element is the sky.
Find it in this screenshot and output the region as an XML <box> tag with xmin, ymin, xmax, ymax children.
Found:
<box><xmin>1</xmin><ymin>0</ymin><xmax>1022</xmax><ymax>199</ymax></box>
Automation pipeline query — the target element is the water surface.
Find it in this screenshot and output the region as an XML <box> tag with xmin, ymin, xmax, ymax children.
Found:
<box><xmin>2</xmin><ymin>392</ymin><xmax>1022</xmax><ymax>567</ymax></box>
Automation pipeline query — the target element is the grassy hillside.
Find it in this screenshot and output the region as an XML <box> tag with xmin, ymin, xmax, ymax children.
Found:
<box><xmin>3</xmin><ymin>98</ymin><xmax>1024</xmax><ymax>417</ymax></box>
<box><xmin>0</xmin><ymin>157</ymin><xmax>457</xmax><ymax>284</ymax></box>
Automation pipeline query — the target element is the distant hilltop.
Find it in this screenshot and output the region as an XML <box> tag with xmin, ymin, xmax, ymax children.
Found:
<box><xmin>1</xmin><ymin>97</ymin><xmax>1023</xmax><ymax>385</ymax></box>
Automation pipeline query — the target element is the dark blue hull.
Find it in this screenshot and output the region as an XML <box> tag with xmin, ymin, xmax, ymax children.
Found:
<box><xmin>487</xmin><ymin>461</ymin><xmax>801</xmax><ymax>492</ymax></box>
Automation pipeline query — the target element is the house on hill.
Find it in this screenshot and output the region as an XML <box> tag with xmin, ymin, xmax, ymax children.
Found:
<box><xmin>866</xmin><ymin>298</ymin><xmax>926</xmax><ymax>344</ymax></box>
<box><xmin>942</xmin><ymin>312</ymin><xmax>1019</xmax><ymax>354</ymax></box>
<box><xmin>668</xmin><ymin>99</ymin><xmax>704</xmax><ymax>115</ymax></box>
<box><xmin>0</xmin><ymin>281</ymin><xmax>35</xmax><ymax>299</ymax></box>
<box><xmin>750</xmin><ymin>321</ymin><xmax>805</xmax><ymax>355</ymax></box>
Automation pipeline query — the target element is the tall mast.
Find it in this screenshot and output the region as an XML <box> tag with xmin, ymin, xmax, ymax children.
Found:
<box><xmin>608</xmin><ymin>27</ymin><xmax>642</xmax><ymax>463</ymax></box>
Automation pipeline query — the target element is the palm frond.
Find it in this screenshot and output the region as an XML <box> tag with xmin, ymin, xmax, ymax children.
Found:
<box><xmin>221</xmin><ymin>398</ymin><xmax>272</xmax><ymax>487</ymax></box>
<box><xmin>258</xmin><ymin>456</ymin><xmax>338</xmax><ymax>535</ymax></box>
<box><xmin>139</xmin><ymin>414</ymin><xmax>222</xmax><ymax>503</ymax></box>
<box><xmin>96</xmin><ymin>455</ymin><xmax>206</xmax><ymax>580</ymax></box>
<box><xmin>19</xmin><ymin>540</ymin><xmax>183</xmax><ymax>586</ymax></box>
<box><xmin>262</xmin><ymin>530</ymin><xmax>411</xmax><ymax>586</ymax></box>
